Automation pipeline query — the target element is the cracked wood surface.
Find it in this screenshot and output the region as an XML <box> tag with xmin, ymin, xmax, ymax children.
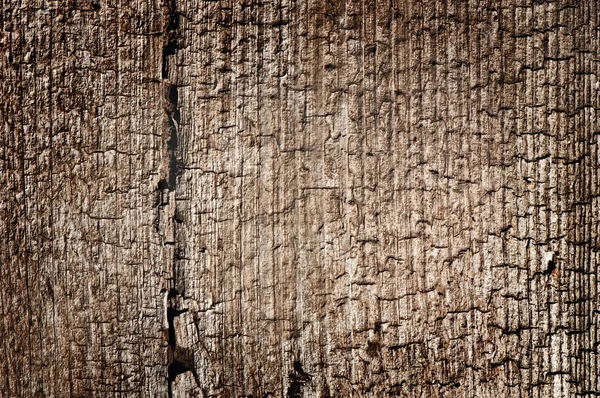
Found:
<box><xmin>2</xmin><ymin>0</ymin><xmax>600</xmax><ymax>397</ymax></box>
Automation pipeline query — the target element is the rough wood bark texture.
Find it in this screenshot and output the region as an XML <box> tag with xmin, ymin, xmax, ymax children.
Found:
<box><xmin>2</xmin><ymin>0</ymin><xmax>600</xmax><ymax>397</ymax></box>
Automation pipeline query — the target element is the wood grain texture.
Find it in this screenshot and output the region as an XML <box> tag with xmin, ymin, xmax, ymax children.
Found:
<box><xmin>2</xmin><ymin>0</ymin><xmax>600</xmax><ymax>397</ymax></box>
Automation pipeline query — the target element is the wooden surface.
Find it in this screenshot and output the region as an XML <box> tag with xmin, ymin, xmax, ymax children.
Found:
<box><xmin>2</xmin><ymin>1</ymin><xmax>600</xmax><ymax>397</ymax></box>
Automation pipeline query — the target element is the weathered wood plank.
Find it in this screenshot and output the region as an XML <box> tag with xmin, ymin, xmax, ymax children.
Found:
<box><xmin>2</xmin><ymin>0</ymin><xmax>600</xmax><ymax>397</ymax></box>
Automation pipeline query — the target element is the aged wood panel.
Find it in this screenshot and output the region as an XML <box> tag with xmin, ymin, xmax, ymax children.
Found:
<box><xmin>1</xmin><ymin>1</ymin><xmax>169</xmax><ymax>396</ymax></box>
<box><xmin>2</xmin><ymin>0</ymin><xmax>600</xmax><ymax>397</ymax></box>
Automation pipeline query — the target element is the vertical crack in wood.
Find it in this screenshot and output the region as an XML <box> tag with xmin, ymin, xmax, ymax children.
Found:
<box><xmin>287</xmin><ymin>361</ymin><xmax>312</xmax><ymax>398</ymax></box>
<box><xmin>159</xmin><ymin>1</ymin><xmax>188</xmax><ymax>396</ymax></box>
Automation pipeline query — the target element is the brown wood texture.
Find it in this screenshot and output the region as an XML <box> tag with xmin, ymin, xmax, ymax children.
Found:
<box><xmin>2</xmin><ymin>1</ymin><xmax>600</xmax><ymax>397</ymax></box>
